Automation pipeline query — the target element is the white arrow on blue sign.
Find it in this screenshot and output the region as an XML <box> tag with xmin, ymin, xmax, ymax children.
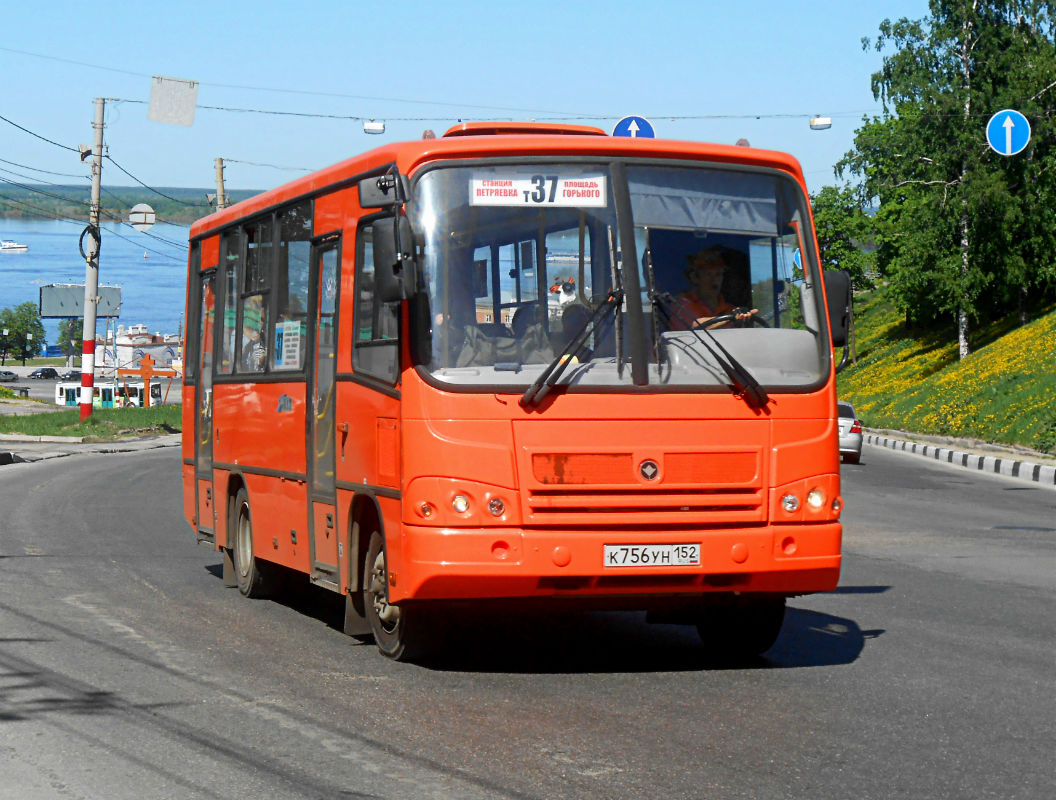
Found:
<box><xmin>986</xmin><ymin>109</ymin><xmax>1031</xmax><ymax>156</ymax></box>
<box><xmin>612</xmin><ymin>116</ymin><xmax>655</xmax><ymax>138</ymax></box>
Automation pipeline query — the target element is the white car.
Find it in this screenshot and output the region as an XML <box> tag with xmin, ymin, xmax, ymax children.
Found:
<box><xmin>838</xmin><ymin>401</ymin><xmax>863</xmax><ymax>464</ymax></box>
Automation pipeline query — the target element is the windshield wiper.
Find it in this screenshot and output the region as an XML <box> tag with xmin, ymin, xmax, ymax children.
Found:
<box><xmin>651</xmin><ymin>291</ymin><xmax>770</xmax><ymax>409</ymax></box>
<box><xmin>519</xmin><ymin>290</ymin><xmax>623</xmax><ymax>408</ymax></box>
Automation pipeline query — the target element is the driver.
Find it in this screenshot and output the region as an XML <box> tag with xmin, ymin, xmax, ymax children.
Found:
<box><xmin>671</xmin><ymin>247</ymin><xmax>756</xmax><ymax>329</ymax></box>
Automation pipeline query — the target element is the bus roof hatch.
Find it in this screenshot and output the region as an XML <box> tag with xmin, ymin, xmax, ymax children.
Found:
<box><xmin>442</xmin><ymin>121</ymin><xmax>607</xmax><ymax>137</ymax></box>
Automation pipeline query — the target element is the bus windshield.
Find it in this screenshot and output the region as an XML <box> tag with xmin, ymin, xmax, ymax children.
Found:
<box><xmin>409</xmin><ymin>161</ymin><xmax>828</xmax><ymax>392</ymax></box>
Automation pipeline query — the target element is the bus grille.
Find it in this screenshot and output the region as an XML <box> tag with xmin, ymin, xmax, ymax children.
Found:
<box><xmin>524</xmin><ymin>451</ymin><xmax>764</xmax><ymax>524</ymax></box>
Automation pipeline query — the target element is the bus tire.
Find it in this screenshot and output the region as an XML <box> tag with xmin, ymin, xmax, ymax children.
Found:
<box><xmin>232</xmin><ymin>487</ymin><xmax>274</xmax><ymax>599</ymax></box>
<box><xmin>363</xmin><ymin>530</ymin><xmax>426</xmax><ymax>661</ymax></box>
<box><xmin>695</xmin><ymin>594</ymin><xmax>786</xmax><ymax>657</ymax></box>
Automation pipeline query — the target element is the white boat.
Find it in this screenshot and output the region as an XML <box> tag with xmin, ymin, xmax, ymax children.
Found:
<box><xmin>0</xmin><ymin>239</ymin><xmax>28</xmax><ymax>252</ymax></box>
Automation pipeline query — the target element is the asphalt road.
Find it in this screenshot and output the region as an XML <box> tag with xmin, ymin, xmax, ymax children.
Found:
<box><xmin>0</xmin><ymin>444</ymin><xmax>1053</xmax><ymax>799</ymax></box>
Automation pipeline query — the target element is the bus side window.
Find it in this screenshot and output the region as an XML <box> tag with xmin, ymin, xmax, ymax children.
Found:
<box><xmin>218</xmin><ymin>232</ymin><xmax>239</xmax><ymax>374</ymax></box>
<box><xmin>353</xmin><ymin>224</ymin><xmax>400</xmax><ymax>384</ymax></box>
<box><xmin>272</xmin><ymin>201</ymin><xmax>312</xmax><ymax>371</ymax></box>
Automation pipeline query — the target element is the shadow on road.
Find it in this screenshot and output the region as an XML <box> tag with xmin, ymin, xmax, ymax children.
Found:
<box><xmin>417</xmin><ymin>605</ymin><xmax>877</xmax><ymax>673</ymax></box>
<box><xmin>205</xmin><ymin>563</ymin><xmax>882</xmax><ymax>674</ymax></box>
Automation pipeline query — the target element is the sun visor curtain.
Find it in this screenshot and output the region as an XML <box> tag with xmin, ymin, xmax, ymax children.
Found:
<box><xmin>627</xmin><ymin>167</ymin><xmax>780</xmax><ymax>235</ymax></box>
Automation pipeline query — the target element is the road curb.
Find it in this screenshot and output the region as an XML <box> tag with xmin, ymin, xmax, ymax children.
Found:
<box><xmin>864</xmin><ymin>432</ymin><xmax>1056</xmax><ymax>487</ymax></box>
<box><xmin>0</xmin><ymin>433</ymin><xmax>86</xmax><ymax>443</ymax></box>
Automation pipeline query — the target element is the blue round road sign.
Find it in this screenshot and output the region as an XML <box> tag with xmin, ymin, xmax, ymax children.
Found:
<box><xmin>986</xmin><ymin>109</ymin><xmax>1031</xmax><ymax>156</ymax></box>
<box><xmin>612</xmin><ymin>116</ymin><xmax>655</xmax><ymax>138</ymax></box>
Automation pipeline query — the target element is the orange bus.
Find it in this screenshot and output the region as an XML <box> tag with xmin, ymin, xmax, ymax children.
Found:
<box><xmin>182</xmin><ymin>122</ymin><xmax>852</xmax><ymax>660</ymax></box>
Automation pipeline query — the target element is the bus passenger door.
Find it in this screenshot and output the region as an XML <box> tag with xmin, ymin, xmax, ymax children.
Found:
<box><xmin>307</xmin><ymin>240</ymin><xmax>340</xmax><ymax>588</ymax></box>
<box><xmin>195</xmin><ymin>270</ymin><xmax>217</xmax><ymax>542</ymax></box>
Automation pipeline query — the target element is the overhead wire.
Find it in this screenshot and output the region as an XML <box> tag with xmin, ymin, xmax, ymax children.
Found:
<box><xmin>97</xmin><ymin>187</ymin><xmax>190</xmax><ymax>250</ymax></box>
<box><xmin>0</xmin><ymin>191</ymin><xmax>184</xmax><ymax>263</ymax></box>
<box><xmin>0</xmin><ymin>175</ymin><xmax>90</xmax><ymax>209</ymax></box>
<box><xmin>103</xmin><ymin>155</ymin><xmax>212</xmax><ymax>208</ymax></box>
<box><xmin>0</xmin><ymin>156</ymin><xmax>86</xmax><ymax>179</ymax></box>
<box><xmin>0</xmin><ymin>192</ymin><xmax>83</xmax><ymax>223</ymax></box>
<box><xmin>221</xmin><ymin>158</ymin><xmax>312</xmax><ymax>173</ymax></box>
<box><xmin>0</xmin><ymin>112</ymin><xmax>80</xmax><ymax>152</ymax></box>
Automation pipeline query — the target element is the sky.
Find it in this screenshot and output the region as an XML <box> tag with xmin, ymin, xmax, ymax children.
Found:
<box><xmin>1</xmin><ymin>0</ymin><xmax>930</xmax><ymax>200</ymax></box>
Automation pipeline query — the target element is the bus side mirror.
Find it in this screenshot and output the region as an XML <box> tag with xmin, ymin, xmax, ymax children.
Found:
<box><xmin>824</xmin><ymin>270</ymin><xmax>851</xmax><ymax>347</ymax></box>
<box><xmin>373</xmin><ymin>216</ymin><xmax>417</xmax><ymax>303</ymax></box>
<box><xmin>359</xmin><ymin>172</ymin><xmax>409</xmax><ymax>208</ymax></box>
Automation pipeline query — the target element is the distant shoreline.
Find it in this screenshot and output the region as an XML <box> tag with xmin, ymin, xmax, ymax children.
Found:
<box><xmin>0</xmin><ymin>186</ymin><xmax>261</xmax><ymax>227</ymax></box>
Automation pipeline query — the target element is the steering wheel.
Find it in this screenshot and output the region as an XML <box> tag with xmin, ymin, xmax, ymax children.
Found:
<box><xmin>691</xmin><ymin>307</ymin><xmax>768</xmax><ymax>330</ymax></box>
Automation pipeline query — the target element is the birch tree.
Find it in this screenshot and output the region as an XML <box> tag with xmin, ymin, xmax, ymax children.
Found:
<box><xmin>840</xmin><ymin>1</ymin><xmax>1056</xmax><ymax>356</ymax></box>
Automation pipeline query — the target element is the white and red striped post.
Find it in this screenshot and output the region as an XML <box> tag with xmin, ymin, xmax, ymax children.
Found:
<box><xmin>80</xmin><ymin>98</ymin><xmax>105</xmax><ymax>421</ymax></box>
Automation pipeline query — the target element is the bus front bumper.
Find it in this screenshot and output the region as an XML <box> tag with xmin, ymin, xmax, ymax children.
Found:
<box><xmin>391</xmin><ymin>522</ymin><xmax>841</xmax><ymax>603</ymax></box>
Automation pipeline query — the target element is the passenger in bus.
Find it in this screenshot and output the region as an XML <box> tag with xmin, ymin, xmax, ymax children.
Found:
<box><xmin>670</xmin><ymin>247</ymin><xmax>756</xmax><ymax>329</ymax></box>
<box><xmin>241</xmin><ymin>330</ymin><xmax>267</xmax><ymax>371</ymax></box>
<box><xmin>510</xmin><ymin>302</ymin><xmax>554</xmax><ymax>364</ymax></box>
<box><xmin>557</xmin><ymin>303</ymin><xmax>593</xmax><ymax>362</ymax></box>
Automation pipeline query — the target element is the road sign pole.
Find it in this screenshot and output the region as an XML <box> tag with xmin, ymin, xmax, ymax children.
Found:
<box><xmin>80</xmin><ymin>97</ymin><xmax>105</xmax><ymax>421</ymax></box>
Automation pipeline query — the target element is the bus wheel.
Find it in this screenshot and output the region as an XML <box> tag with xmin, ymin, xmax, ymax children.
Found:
<box><xmin>232</xmin><ymin>488</ymin><xmax>273</xmax><ymax>598</ymax></box>
<box><xmin>695</xmin><ymin>594</ymin><xmax>786</xmax><ymax>657</ymax></box>
<box><xmin>363</xmin><ymin>531</ymin><xmax>423</xmax><ymax>661</ymax></box>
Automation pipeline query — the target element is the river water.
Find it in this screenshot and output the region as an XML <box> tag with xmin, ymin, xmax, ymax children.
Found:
<box><xmin>0</xmin><ymin>218</ymin><xmax>189</xmax><ymax>350</ymax></box>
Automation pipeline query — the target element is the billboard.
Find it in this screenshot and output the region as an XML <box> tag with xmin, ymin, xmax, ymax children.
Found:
<box><xmin>39</xmin><ymin>284</ymin><xmax>122</xmax><ymax>318</ymax></box>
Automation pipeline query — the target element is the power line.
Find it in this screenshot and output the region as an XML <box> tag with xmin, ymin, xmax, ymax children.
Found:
<box><xmin>98</xmin><ymin>186</ymin><xmax>190</xmax><ymax>250</ymax></box>
<box><xmin>103</xmin><ymin>155</ymin><xmax>211</xmax><ymax>208</ymax></box>
<box><xmin>0</xmin><ymin>176</ymin><xmax>90</xmax><ymax>209</ymax></box>
<box><xmin>0</xmin><ymin>45</ymin><xmax>591</xmax><ymax>117</ymax></box>
<box><xmin>222</xmin><ymin>158</ymin><xmax>312</xmax><ymax>173</ymax></box>
<box><xmin>0</xmin><ymin>164</ymin><xmax>84</xmax><ymax>191</ymax></box>
<box><xmin>0</xmin><ymin>156</ymin><xmax>86</xmax><ymax>179</ymax></box>
<box><xmin>0</xmin><ymin>192</ymin><xmax>83</xmax><ymax>223</ymax></box>
<box><xmin>103</xmin><ymin>223</ymin><xmax>185</xmax><ymax>263</ymax></box>
<box><xmin>0</xmin><ymin>112</ymin><xmax>79</xmax><ymax>152</ymax></box>
<box><xmin>0</xmin><ymin>191</ymin><xmax>186</xmax><ymax>263</ymax></box>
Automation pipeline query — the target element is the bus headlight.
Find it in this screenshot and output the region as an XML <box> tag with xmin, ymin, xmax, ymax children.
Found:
<box><xmin>806</xmin><ymin>489</ymin><xmax>825</xmax><ymax>509</ymax></box>
<box><xmin>405</xmin><ymin>477</ymin><xmax>521</xmax><ymax>526</ymax></box>
<box><xmin>781</xmin><ymin>493</ymin><xmax>800</xmax><ymax>512</ymax></box>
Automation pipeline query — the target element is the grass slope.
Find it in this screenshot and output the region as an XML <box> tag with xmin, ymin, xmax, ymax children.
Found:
<box><xmin>837</xmin><ymin>287</ymin><xmax>1056</xmax><ymax>453</ymax></box>
<box><xmin>0</xmin><ymin>400</ymin><xmax>181</xmax><ymax>441</ymax></box>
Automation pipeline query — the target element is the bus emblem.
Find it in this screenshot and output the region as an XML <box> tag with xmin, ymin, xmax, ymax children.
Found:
<box><xmin>276</xmin><ymin>394</ymin><xmax>293</xmax><ymax>413</ymax></box>
<box><xmin>639</xmin><ymin>460</ymin><xmax>659</xmax><ymax>481</ymax></box>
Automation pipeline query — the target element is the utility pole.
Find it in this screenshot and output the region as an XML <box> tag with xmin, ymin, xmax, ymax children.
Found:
<box><xmin>214</xmin><ymin>157</ymin><xmax>228</xmax><ymax>210</ymax></box>
<box><xmin>79</xmin><ymin>97</ymin><xmax>105</xmax><ymax>421</ymax></box>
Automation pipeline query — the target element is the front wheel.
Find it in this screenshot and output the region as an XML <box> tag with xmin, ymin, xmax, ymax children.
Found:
<box><xmin>696</xmin><ymin>594</ymin><xmax>786</xmax><ymax>657</ymax></box>
<box><xmin>363</xmin><ymin>531</ymin><xmax>430</xmax><ymax>661</ymax></box>
<box><xmin>232</xmin><ymin>488</ymin><xmax>275</xmax><ymax>598</ymax></box>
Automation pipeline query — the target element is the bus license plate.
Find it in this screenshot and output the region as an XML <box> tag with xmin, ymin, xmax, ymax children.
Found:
<box><xmin>604</xmin><ymin>543</ymin><xmax>700</xmax><ymax>567</ymax></box>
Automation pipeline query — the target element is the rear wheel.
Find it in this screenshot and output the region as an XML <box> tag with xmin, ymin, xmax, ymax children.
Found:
<box><xmin>696</xmin><ymin>594</ymin><xmax>786</xmax><ymax>657</ymax></box>
<box><xmin>363</xmin><ymin>531</ymin><xmax>428</xmax><ymax>661</ymax></box>
<box><xmin>232</xmin><ymin>488</ymin><xmax>275</xmax><ymax>598</ymax></box>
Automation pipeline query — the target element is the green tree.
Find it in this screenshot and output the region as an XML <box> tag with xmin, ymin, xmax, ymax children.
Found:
<box><xmin>811</xmin><ymin>184</ymin><xmax>875</xmax><ymax>289</ymax></box>
<box><xmin>839</xmin><ymin>1</ymin><xmax>1056</xmax><ymax>357</ymax></box>
<box><xmin>0</xmin><ymin>302</ymin><xmax>46</xmax><ymax>365</ymax></box>
<box><xmin>58</xmin><ymin>318</ymin><xmax>83</xmax><ymax>358</ymax></box>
